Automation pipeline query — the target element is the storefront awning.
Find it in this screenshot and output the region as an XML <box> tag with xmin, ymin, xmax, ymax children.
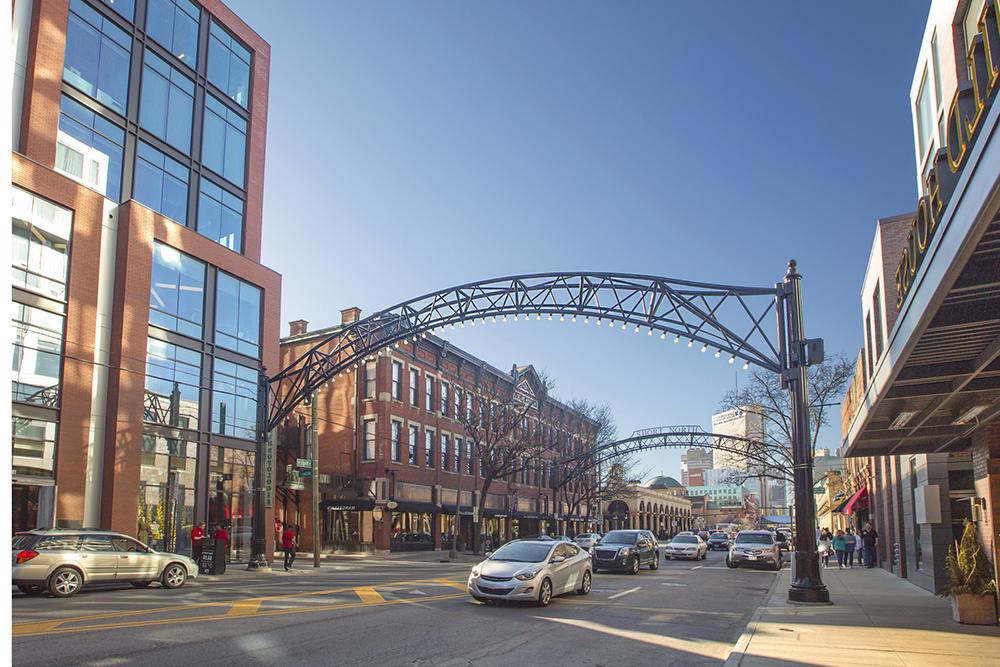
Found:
<box><xmin>441</xmin><ymin>504</ymin><xmax>475</xmax><ymax>516</ymax></box>
<box><xmin>842</xmin><ymin>487</ymin><xmax>869</xmax><ymax>516</ymax></box>
<box><xmin>392</xmin><ymin>501</ymin><xmax>439</xmax><ymax>514</ymax></box>
<box><xmin>831</xmin><ymin>493</ymin><xmax>851</xmax><ymax>515</ymax></box>
<box><xmin>763</xmin><ymin>515</ymin><xmax>792</xmax><ymax>524</ymax></box>
<box><xmin>322</xmin><ymin>498</ymin><xmax>375</xmax><ymax>511</ymax></box>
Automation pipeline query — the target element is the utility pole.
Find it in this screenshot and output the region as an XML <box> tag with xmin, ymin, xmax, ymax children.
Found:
<box><xmin>311</xmin><ymin>393</ymin><xmax>320</xmax><ymax>568</ymax></box>
<box><xmin>247</xmin><ymin>368</ymin><xmax>270</xmax><ymax>570</ymax></box>
<box><xmin>450</xmin><ymin>445</ymin><xmax>462</xmax><ymax>560</ymax></box>
<box><xmin>779</xmin><ymin>260</ymin><xmax>829</xmax><ymax>604</ymax></box>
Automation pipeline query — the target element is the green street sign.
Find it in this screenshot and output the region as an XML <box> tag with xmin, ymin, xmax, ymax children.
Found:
<box><xmin>299</xmin><ymin>469</ymin><xmax>312</xmax><ymax>477</ymax></box>
<box><xmin>296</xmin><ymin>458</ymin><xmax>312</xmax><ymax>469</ymax></box>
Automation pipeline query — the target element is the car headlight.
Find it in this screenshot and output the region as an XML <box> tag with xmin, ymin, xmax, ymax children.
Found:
<box><xmin>514</xmin><ymin>567</ymin><xmax>542</xmax><ymax>581</ymax></box>
<box><xmin>471</xmin><ymin>566</ymin><xmax>481</xmax><ymax>577</ymax></box>
<box><xmin>618</xmin><ymin>547</ymin><xmax>631</xmax><ymax>556</ymax></box>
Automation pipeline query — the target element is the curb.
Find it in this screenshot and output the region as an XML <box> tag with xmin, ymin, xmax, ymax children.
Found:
<box><xmin>722</xmin><ymin>567</ymin><xmax>784</xmax><ymax>667</ymax></box>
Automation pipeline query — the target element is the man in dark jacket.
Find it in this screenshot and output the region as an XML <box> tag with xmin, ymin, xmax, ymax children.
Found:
<box><xmin>861</xmin><ymin>523</ymin><xmax>878</xmax><ymax>568</ymax></box>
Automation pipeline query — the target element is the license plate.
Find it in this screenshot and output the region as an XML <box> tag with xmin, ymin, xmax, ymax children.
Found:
<box><xmin>747</xmin><ymin>555</ymin><xmax>756</xmax><ymax>560</ymax></box>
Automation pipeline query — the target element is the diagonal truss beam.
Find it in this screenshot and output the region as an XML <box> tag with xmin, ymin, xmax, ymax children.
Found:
<box><xmin>269</xmin><ymin>272</ymin><xmax>781</xmax><ymax>429</ymax></box>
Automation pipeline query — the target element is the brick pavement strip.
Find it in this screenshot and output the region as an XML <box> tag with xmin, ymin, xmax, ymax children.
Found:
<box><xmin>729</xmin><ymin>566</ymin><xmax>1000</xmax><ymax>666</ymax></box>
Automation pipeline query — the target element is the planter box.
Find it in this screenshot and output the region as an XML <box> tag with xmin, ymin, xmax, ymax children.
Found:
<box><xmin>950</xmin><ymin>593</ymin><xmax>998</xmax><ymax>625</ymax></box>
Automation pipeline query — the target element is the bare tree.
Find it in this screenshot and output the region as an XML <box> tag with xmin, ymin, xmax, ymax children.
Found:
<box><xmin>552</xmin><ymin>400</ymin><xmax>645</xmax><ymax>534</ymax></box>
<box><xmin>717</xmin><ymin>353</ymin><xmax>854</xmax><ymax>489</ymax></box>
<box><xmin>457</xmin><ymin>373</ymin><xmax>553</xmax><ymax>554</ymax></box>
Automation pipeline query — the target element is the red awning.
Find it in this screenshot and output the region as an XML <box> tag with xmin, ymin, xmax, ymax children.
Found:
<box><xmin>842</xmin><ymin>487</ymin><xmax>868</xmax><ymax>516</ymax></box>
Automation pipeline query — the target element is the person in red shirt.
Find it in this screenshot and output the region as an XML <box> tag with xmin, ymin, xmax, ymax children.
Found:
<box><xmin>191</xmin><ymin>522</ymin><xmax>205</xmax><ymax>562</ymax></box>
<box><xmin>213</xmin><ymin>524</ymin><xmax>230</xmax><ymax>562</ymax></box>
<box><xmin>282</xmin><ymin>524</ymin><xmax>298</xmax><ymax>571</ymax></box>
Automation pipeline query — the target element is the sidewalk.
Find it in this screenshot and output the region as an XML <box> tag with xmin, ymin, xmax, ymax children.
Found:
<box><xmin>728</xmin><ymin>565</ymin><xmax>1000</xmax><ymax>666</ymax></box>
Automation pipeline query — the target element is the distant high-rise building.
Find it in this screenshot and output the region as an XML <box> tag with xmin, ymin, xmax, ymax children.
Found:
<box><xmin>680</xmin><ymin>447</ymin><xmax>712</xmax><ymax>486</ymax></box>
<box><xmin>711</xmin><ymin>407</ymin><xmax>765</xmax><ymax>471</ymax></box>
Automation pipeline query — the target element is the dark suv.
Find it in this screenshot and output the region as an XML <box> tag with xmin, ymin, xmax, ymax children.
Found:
<box><xmin>592</xmin><ymin>530</ymin><xmax>658</xmax><ymax>574</ymax></box>
<box><xmin>706</xmin><ymin>532</ymin><xmax>731</xmax><ymax>551</ymax></box>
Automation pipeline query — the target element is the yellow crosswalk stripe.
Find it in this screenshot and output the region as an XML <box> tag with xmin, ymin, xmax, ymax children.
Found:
<box><xmin>354</xmin><ymin>586</ymin><xmax>385</xmax><ymax>603</ymax></box>
<box><xmin>225</xmin><ymin>598</ymin><xmax>263</xmax><ymax>616</ymax></box>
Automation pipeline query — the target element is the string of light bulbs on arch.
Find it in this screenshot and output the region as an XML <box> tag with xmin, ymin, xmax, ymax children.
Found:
<box><xmin>308</xmin><ymin>309</ymin><xmax>753</xmax><ymax>397</ymax></box>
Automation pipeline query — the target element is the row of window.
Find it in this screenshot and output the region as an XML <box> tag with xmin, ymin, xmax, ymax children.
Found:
<box><xmin>149</xmin><ymin>241</ymin><xmax>261</xmax><ymax>357</ymax></box>
<box><xmin>361</xmin><ymin>419</ymin><xmax>556</xmax><ymax>489</ymax></box>
<box><xmin>67</xmin><ymin>0</ymin><xmax>250</xmax><ymax>112</ymax></box>
<box><xmin>144</xmin><ymin>336</ymin><xmax>258</xmax><ymax>440</ymax></box>
<box><xmin>60</xmin><ymin>0</ymin><xmax>250</xmax><ymax>252</ymax></box>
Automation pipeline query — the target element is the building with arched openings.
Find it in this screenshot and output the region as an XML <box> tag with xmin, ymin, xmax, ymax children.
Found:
<box><xmin>601</xmin><ymin>476</ymin><xmax>693</xmax><ymax>536</ymax></box>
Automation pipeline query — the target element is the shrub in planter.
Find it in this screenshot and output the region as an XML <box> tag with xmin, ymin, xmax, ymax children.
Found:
<box><xmin>938</xmin><ymin>519</ymin><xmax>997</xmax><ymax>625</ymax></box>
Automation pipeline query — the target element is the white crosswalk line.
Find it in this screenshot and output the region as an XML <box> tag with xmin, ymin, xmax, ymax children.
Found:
<box><xmin>608</xmin><ymin>586</ymin><xmax>641</xmax><ymax>600</ymax></box>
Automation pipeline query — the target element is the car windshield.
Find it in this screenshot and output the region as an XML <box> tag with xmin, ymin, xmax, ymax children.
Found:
<box><xmin>489</xmin><ymin>542</ymin><xmax>553</xmax><ymax>563</ymax></box>
<box><xmin>672</xmin><ymin>536</ymin><xmax>698</xmax><ymax>544</ymax></box>
<box><xmin>709</xmin><ymin>534</ymin><xmax>727</xmax><ymax>540</ymax></box>
<box><xmin>736</xmin><ymin>533</ymin><xmax>774</xmax><ymax>545</ymax></box>
<box><xmin>600</xmin><ymin>531</ymin><xmax>638</xmax><ymax>545</ymax></box>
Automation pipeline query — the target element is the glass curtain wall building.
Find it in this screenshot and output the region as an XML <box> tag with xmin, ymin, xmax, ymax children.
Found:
<box><xmin>12</xmin><ymin>0</ymin><xmax>280</xmax><ymax>564</ymax></box>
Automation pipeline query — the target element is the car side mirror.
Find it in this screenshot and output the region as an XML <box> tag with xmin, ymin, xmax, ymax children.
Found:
<box><xmin>484</xmin><ymin>551</ymin><xmax>493</xmax><ymax>557</ymax></box>
<box><xmin>551</xmin><ymin>555</ymin><xmax>565</xmax><ymax>564</ymax></box>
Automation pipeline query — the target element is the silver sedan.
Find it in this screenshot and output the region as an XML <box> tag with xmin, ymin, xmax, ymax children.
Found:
<box><xmin>468</xmin><ymin>539</ymin><xmax>592</xmax><ymax>606</ymax></box>
<box><xmin>662</xmin><ymin>534</ymin><xmax>708</xmax><ymax>560</ymax></box>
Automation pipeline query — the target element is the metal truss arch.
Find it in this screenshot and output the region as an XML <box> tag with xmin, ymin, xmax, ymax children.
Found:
<box><xmin>567</xmin><ymin>426</ymin><xmax>790</xmax><ymax>478</ymax></box>
<box><xmin>269</xmin><ymin>271</ymin><xmax>782</xmax><ymax>428</ymax></box>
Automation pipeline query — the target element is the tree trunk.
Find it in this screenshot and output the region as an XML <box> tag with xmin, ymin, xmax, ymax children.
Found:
<box><xmin>474</xmin><ymin>477</ymin><xmax>494</xmax><ymax>555</ymax></box>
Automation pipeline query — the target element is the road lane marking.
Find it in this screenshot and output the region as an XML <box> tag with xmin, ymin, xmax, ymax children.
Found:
<box><xmin>660</xmin><ymin>582</ymin><xmax>687</xmax><ymax>587</ymax></box>
<box><xmin>12</xmin><ymin>592</ymin><xmax>466</xmax><ymax>638</ymax></box>
<box><xmin>225</xmin><ymin>598</ymin><xmax>263</xmax><ymax>616</ymax></box>
<box><xmin>608</xmin><ymin>586</ymin><xmax>640</xmax><ymax>600</ymax></box>
<box><xmin>354</xmin><ymin>586</ymin><xmax>385</xmax><ymax>604</ymax></box>
<box><xmin>12</xmin><ymin>576</ymin><xmax>466</xmax><ymax>630</ymax></box>
<box><xmin>691</xmin><ymin>565</ymin><xmax>703</xmax><ymax>570</ymax></box>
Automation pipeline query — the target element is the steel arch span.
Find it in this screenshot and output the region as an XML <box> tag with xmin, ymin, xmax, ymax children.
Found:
<box><xmin>562</xmin><ymin>426</ymin><xmax>791</xmax><ymax>480</ymax></box>
<box><xmin>268</xmin><ymin>271</ymin><xmax>783</xmax><ymax>428</ymax></box>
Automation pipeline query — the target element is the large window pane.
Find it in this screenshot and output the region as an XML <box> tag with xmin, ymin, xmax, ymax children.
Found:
<box><xmin>63</xmin><ymin>0</ymin><xmax>131</xmax><ymax>114</ymax></box>
<box><xmin>12</xmin><ymin>416</ymin><xmax>58</xmax><ymax>479</ymax></box>
<box><xmin>215</xmin><ymin>272</ymin><xmax>261</xmax><ymax>358</ymax></box>
<box><xmin>11</xmin><ymin>187</ymin><xmax>72</xmax><ymax>301</ymax></box>
<box><xmin>146</xmin><ymin>0</ymin><xmax>199</xmax><ymax>66</ymax></box>
<box><xmin>211</xmin><ymin>359</ymin><xmax>258</xmax><ymax>440</ymax></box>
<box><xmin>149</xmin><ymin>242</ymin><xmax>205</xmax><ymax>338</ymax></box>
<box><xmin>134</xmin><ymin>141</ymin><xmax>190</xmax><ymax>225</ymax></box>
<box><xmin>96</xmin><ymin>0</ymin><xmax>135</xmax><ymax>21</ymax></box>
<box><xmin>138</xmin><ymin>433</ymin><xmax>196</xmax><ymax>552</ymax></box>
<box><xmin>208</xmin><ymin>447</ymin><xmax>254</xmax><ymax>562</ymax></box>
<box><xmin>197</xmin><ymin>179</ymin><xmax>244</xmax><ymax>252</ymax></box>
<box><xmin>12</xmin><ymin>302</ymin><xmax>65</xmax><ymax>406</ymax></box>
<box><xmin>144</xmin><ymin>337</ymin><xmax>201</xmax><ymax>427</ymax></box>
<box><xmin>202</xmin><ymin>94</ymin><xmax>247</xmax><ymax>187</ymax></box>
<box><xmin>57</xmin><ymin>95</ymin><xmax>125</xmax><ymax>201</ymax></box>
<box><xmin>207</xmin><ymin>20</ymin><xmax>251</xmax><ymax>108</ymax></box>
<box><xmin>140</xmin><ymin>50</ymin><xmax>195</xmax><ymax>154</ymax></box>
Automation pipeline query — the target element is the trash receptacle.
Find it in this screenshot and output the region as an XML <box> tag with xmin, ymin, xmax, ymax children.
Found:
<box><xmin>198</xmin><ymin>538</ymin><xmax>227</xmax><ymax>575</ymax></box>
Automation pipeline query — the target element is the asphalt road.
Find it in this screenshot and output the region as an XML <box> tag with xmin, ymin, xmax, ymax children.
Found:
<box><xmin>12</xmin><ymin>550</ymin><xmax>780</xmax><ymax>666</ymax></box>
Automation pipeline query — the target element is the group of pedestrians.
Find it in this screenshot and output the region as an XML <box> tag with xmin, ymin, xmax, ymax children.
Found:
<box><xmin>817</xmin><ymin>523</ymin><xmax>879</xmax><ymax>569</ymax></box>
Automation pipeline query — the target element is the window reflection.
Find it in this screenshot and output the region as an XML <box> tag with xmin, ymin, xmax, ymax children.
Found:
<box><xmin>207</xmin><ymin>21</ymin><xmax>251</xmax><ymax>108</ymax></box>
<box><xmin>144</xmin><ymin>337</ymin><xmax>201</xmax><ymax>427</ymax></box>
<box><xmin>63</xmin><ymin>0</ymin><xmax>131</xmax><ymax>115</ymax></box>
<box><xmin>215</xmin><ymin>272</ymin><xmax>261</xmax><ymax>358</ymax></box>
<box><xmin>211</xmin><ymin>359</ymin><xmax>258</xmax><ymax>440</ymax></box>
<box><xmin>149</xmin><ymin>242</ymin><xmax>205</xmax><ymax>338</ymax></box>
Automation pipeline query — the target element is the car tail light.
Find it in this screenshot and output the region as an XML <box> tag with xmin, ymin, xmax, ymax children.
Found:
<box><xmin>16</xmin><ymin>549</ymin><xmax>39</xmax><ymax>564</ymax></box>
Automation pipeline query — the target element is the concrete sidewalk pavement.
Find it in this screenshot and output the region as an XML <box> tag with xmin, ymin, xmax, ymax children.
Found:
<box><xmin>728</xmin><ymin>564</ymin><xmax>1000</xmax><ymax>666</ymax></box>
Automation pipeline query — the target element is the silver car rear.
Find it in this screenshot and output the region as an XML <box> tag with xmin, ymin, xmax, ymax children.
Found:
<box><xmin>468</xmin><ymin>539</ymin><xmax>592</xmax><ymax>606</ymax></box>
<box><xmin>13</xmin><ymin>529</ymin><xmax>199</xmax><ymax>597</ymax></box>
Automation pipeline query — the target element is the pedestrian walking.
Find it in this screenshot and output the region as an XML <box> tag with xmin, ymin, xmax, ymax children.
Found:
<box><xmin>191</xmin><ymin>522</ymin><xmax>205</xmax><ymax>563</ymax></box>
<box><xmin>861</xmin><ymin>523</ymin><xmax>878</xmax><ymax>568</ymax></box>
<box><xmin>845</xmin><ymin>528</ymin><xmax>857</xmax><ymax>567</ymax></box>
<box><xmin>274</xmin><ymin>518</ymin><xmax>283</xmax><ymax>556</ymax></box>
<box><xmin>832</xmin><ymin>530</ymin><xmax>848</xmax><ymax>568</ymax></box>
<box><xmin>283</xmin><ymin>523</ymin><xmax>298</xmax><ymax>571</ymax></box>
<box><xmin>818</xmin><ymin>529</ymin><xmax>833</xmax><ymax>568</ymax></box>
<box><xmin>854</xmin><ymin>528</ymin><xmax>863</xmax><ymax>566</ymax></box>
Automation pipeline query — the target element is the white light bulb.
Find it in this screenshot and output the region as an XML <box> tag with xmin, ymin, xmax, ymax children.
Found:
<box><xmin>687</xmin><ymin>340</ymin><xmax>693</xmax><ymax>348</ymax></box>
<box><xmin>536</xmin><ymin>313</ymin><xmax>541</xmax><ymax>321</ymax></box>
<box><xmin>714</xmin><ymin>350</ymin><xmax>721</xmax><ymax>358</ymax></box>
<box><xmin>491</xmin><ymin>316</ymin><xmax>496</xmax><ymax>323</ymax></box>
<box><xmin>502</xmin><ymin>315</ymin><xmax>507</xmax><ymax>322</ymax></box>
<box><xmin>728</xmin><ymin>356</ymin><xmax>735</xmax><ymax>364</ymax></box>
<box><xmin>609</xmin><ymin>321</ymin><xmax>614</xmax><ymax>328</ymax></box>
<box><xmin>548</xmin><ymin>314</ymin><xmax>553</xmax><ymax>321</ymax></box>
<box><xmin>621</xmin><ymin>323</ymin><xmax>627</xmax><ymax>330</ymax></box>
<box><xmin>701</xmin><ymin>345</ymin><xmax>707</xmax><ymax>353</ymax></box>
<box><xmin>470</xmin><ymin>320</ymin><xmax>475</xmax><ymax>327</ymax></box>
<box><xmin>647</xmin><ymin>328</ymin><xmax>653</xmax><ymax>336</ymax></box>
<box><xmin>660</xmin><ymin>332</ymin><xmax>666</xmax><ymax>339</ymax></box>
<box><xmin>450</xmin><ymin>323</ymin><xmax>456</xmax><ymax>330</ymax></box>
<box><xmin>560</xmin><ymin>314</ymin><xmax>565</xmax><ymax>322</ymax></box>
<box><xmin>571</xmin><ymin>316</ymin><xmax>577</xmax><ymax>323</ymax></box>
<box><xmin>743</xmin><ymin>361</ymin><xmax>750</xmax><ymax>370</ymax></box>
<box><xmin>584</xmin><ymin>317</ymin><xmax>589</xmax><ymax>324</ymax></box>
<box><xmin>597</xmin><ymin>318</ymin><xmax>602</xmax><ymax>326</ymax></box>
<box><xmin>513</xmin><ymin>314</ymin><xmax>518</xmax><ymax>321</ymax></box>
<box><xmin>460</xmin><ymin>322</ymin><xmax>465</xmax><ymax>328</ymax></box>
<box><xmin>674</xmin><ymin>335</ymin><xmax>680</xmax><ymax>343</ymax></box>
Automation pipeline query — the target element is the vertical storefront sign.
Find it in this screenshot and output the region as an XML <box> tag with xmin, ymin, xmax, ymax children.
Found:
<box><xmin>263</xmin><ymin>429</ymin><xmax>275</xmax><ymax>508</ymax></box>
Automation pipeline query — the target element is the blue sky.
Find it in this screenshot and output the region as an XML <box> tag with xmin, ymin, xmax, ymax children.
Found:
<box><xmin>232</xmin><ymin>1</ymin><xmax>930</xmax><ymax>480</ymax></box>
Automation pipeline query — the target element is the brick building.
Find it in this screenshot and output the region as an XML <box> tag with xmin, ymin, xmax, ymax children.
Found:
<box><xmin>680</xmin><ymin>447</ymin><xmax>711</xmax><ymax>487</ymax></box>
<box><xmin>279</xmin><ymin>310</ymin><xmax>600</xmax><ymax>554</ymax></box>
<box><xmin>842</xmin><ymin>0</ymin><xmax>1000</xmax><ymax>597</ymax></box>
<box><xmin>11</xmin><ymin>0</ymin><xmax>280</xmax><ymax>564</ymax></box>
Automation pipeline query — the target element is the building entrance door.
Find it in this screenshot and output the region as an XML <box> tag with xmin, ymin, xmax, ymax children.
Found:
<box><xmin>12</xmin><ymin>482</ymin><xmax>55</xmax><ymax>532</ymax></box>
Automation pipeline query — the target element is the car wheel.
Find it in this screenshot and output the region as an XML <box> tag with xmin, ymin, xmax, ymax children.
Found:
<box><xmin>663</xmin><ymin>555</ymin><xmax>670</xmax><ymax>560</ymax></box>
<box><xmin>17</xmin><ymin>584</ymin><xmax>44</xmax><ymax>596</ymax></box>
<box><xmin>650</xmin><ymin>555</ymin><xmax>659</xmax><ymax>570</ymax></box>
<box><xmin>48</xmin><ymin>567</ymin><xmax>82</xmax><ymax>598</ymax></box>
<box><xmin>161</xmin><ymin>563</ymin><xmax>187</xmax><ymax>589</ymax></box>
<box><xmin>701</xmin><ymin>551</ymin><xmax>707</xmax><ymax>560</ymax></box>
<box><xmin>536</xmin><ymin>578</ymin><xmax>553</xmax><ymax>607</ymax></box>
<box><xmin>628</xmin><ymin>557</ymin><xmax>640</xmax><ymax>575</ymax></box>
<box><xmin>576</xmin><ymin>570</ymin><xmax>592</xmax><ymax>595</ymax></box>
<box><xmin>131</xmin><ymin>581</ymin><xmax>153</xmax><ymax>588</ymax></box>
